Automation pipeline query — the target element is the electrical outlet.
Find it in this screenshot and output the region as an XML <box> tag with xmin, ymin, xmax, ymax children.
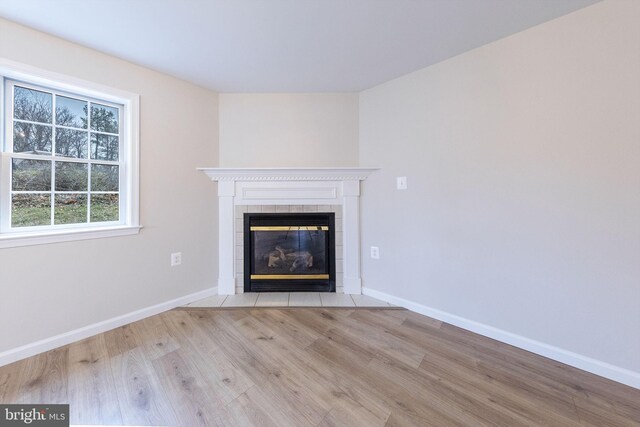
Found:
<box><xmin>397</xmin><ymin>176</ymin><xmax>408</xmax><ymax>190</ymax></box>
<box><xmin>370</xmin><ymin>246</ymin><xmax>380</xmax><ymax>259</ymax></box>
<box><xmin>171</xmin><ymin>252</ymin><xmax>182</xmax><ymax>267</ymax></box>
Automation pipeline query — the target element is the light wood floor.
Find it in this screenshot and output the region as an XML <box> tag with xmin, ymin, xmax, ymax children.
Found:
<box><xmin>0</xmin><ymin>308</ymin><xmax>638</xmax><ymax>426</ymax></box>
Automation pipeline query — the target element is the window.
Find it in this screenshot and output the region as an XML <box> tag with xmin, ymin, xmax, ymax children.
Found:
<box><xmin>0</xmin><ymin>59</ymin><xmax>140</xmax><ymax>248</ymax></box>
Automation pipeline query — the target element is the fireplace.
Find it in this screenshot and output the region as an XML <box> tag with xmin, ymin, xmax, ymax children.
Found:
<box><xmin>244</xmin><ymin>213</ymin><xmax>336</xmax><ymax>292</ymax></box>
<box><xmin>198</xmin><ymin>167</ymin><xmax>377</xmax><ymax>295</ymax></box>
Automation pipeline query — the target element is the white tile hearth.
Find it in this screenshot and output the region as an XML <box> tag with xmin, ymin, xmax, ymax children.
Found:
<box><xmin>255</xmin><ymin>292</ymin><xmax>289</xmax><ymax>307</ymax></box>
<box><xmin>351</xmin><ymin>294</ymin><xmax>392</xmax><ymax>307</ymax></box>
<box><xmin>221</xmin><ymin>293</ymin><xmax>259</xmax><ymax>307</ymax></box>
<box><xmin>288</xmin><ymin>292</ymin><xmax>322</xmax><ymax>307</ymax></box>
<box><xmin>184</xmin><ymin>292</ymin><xmax>393</xmax><ymax>308</ymax></box>
<box><xmin>320</xmin><ymin>293</ymin><xmax>356</xmax><ymax>307</ymax></box>
<box><xmin>188</xmin><ymin>295</ymin><xmax>227</xmax><ymax>307</ymax></box>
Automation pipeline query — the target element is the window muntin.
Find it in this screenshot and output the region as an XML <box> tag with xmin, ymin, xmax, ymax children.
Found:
<box><xmin>3</xmin><ymin>80</ymin><xmax>124</xmax><ymax>231</ymax></box>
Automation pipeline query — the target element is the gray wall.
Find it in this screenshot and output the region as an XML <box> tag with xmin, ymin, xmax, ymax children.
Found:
<box><xmin>359</xmin><ymin>0</ymin><xmax>640</xmax><ymax>373</ymax></box>
<box><xmin>219</xmin><ymin>93</ymin><xmax>359</xmax><ymax>167</ymax></box>
<box><xmin>0</xmin><ymin>18</ymin><xmax>219</xmax><ymax>352</ymax></box>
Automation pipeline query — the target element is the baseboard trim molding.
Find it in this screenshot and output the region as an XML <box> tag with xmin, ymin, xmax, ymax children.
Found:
<box><xmin>0</xmin><ymin>286</ymin><xmax>218</xmax><ymax>368</ymax></box>
<box><xmin>362</xmin><ymin>287</ymin><xmax>640</xmax><ymax>390</ymax></box>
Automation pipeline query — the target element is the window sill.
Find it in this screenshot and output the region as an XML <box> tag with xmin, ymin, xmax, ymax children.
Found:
<box><xmin>0</xmin><ymin>225</ymin><xmax>142</xmax><ymax>249</ymax></box>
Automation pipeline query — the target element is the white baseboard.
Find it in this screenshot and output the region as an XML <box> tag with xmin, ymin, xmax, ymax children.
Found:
<box><xmin>362</xmin><ymin>287</ymin><xmax>640</xmax><ymax>390</ymax></box>
<box><xmin>0</xmin><ymin>286</ymin><xmax>218</xmax><ymax>368</ymax></box>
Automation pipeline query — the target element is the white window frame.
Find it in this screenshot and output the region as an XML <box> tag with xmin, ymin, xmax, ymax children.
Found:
<box><xmin>0</xmin><ymin>58</ymin><xmax>140</xmax><ymax>248</ymax></box>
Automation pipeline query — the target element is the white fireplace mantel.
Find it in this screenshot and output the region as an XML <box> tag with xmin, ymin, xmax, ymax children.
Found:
<box><xmin>198</xmin><ymin>167</ymin><xmax>378</xmax><ymax>295</ymax></box>
<box><xmin>199</xmin><ymin>167</ymin><xmax>377</xmax><ymax>182</ymax></box>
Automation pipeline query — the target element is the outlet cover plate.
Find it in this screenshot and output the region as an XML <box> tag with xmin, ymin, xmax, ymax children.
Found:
<box><xmin>370</xmin><ymin>246</ymin><xmax>380</xmax><ymax>259</ymax></box>
<box><xmin>397</xmin><ymin>176</ymin><xmax>408</xmax><ymax>190</ymax></box>
<box><xmin>171</xmin><ymin>252</ymin><xmax>182</xmax><ymax>266</ymax></box>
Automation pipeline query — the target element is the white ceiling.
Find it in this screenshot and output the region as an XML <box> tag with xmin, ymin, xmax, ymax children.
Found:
<box><xmin>0</xmin><ymin>0</ymin><xmax>599</xmax><ymax>92</ymax></box>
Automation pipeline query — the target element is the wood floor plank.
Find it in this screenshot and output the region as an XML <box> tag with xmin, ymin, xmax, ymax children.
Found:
<box><xmin>285</xmin><ymin>308</ymin><xmax>344</xmax><ymax>335</ymax></box>
<box><xmin>128</xmin><ymin>313</ymin><xmax>181</xmax><ymax>360</ymax></box>
<box><xmin>103</xmin><ymin>323</ymin><xmax>140</xmax><ymax>358</ymax></box>
<box><xmin>384</xmin><ymin>410</ymin><xmax>447</xmax><ymax>427</ymax></box>
<box><xmin>369</xmin><ymin>355</ymin><xmax>531</xmax><ymax>426</ymax></box>
<box><xmin>355</xmin><ymin>306</ymin><xmax>412</xmax><ymax>326</ymax></box>
<box><xmin>319</xmin><ymin>395</ymin><xmax>389</xmax><ymax>427</ymax></box>
<box><xmin>151</xmin><ymin>349</ymin><xmax>228</xmax><ymax>427</ymax></box>
<box><xmin>411</xmin><ymin>318</ymin><xmax>640</xmax><ymax>421</ymax></box>
<box><xmin>110</xmin><ymin>346</ymin><xmax>179</xmax><ymax>426</ymax></box>
<box><xmin>376</xmin><ymin>359</ymin><xmax>579</xmax><ymax>426</ymax></box>
<box><xmin>352</xmin><ymin>309</ymin><xmax>583</xmax><ymax>423</ymax></box>
<box><xmin>250</xmin><ymin>313</ymin><xmax>390</xmax><ymax>422</ymax></box>
<box><xmin>197</xmin><ymin>310</ymin><xmax>331</xmax><ymax>425</ymax></box>
<box><xmin>162</xmin><ymin>309</ymin><xmax>223</xmax><ymax>360</ymax></box>
<box><xmin>239</xmin><ymin>312</ymin><xmax>391</xmax><ymax>424</ymax></box>
<box><xmin>305</xmin><ymin>336</ymin><xmax>396</xmax><ymax>409</ymax></box>
<box><xmin>222</xmin><ymin>313</ymin><xmax>331</xmax><ymax>425</ymax></box>
<box><xmin>171</xmin><ymin>310</ymin><xmax>256</xmax><ymax>405</ymax></box>
<box><xmin>315</xmin><ymin>309</ymin><xmax>427</xmax><ymax>368</ymax></box>
<box><xmin>206</xmin><ymin>348</ymin><xmax>255</xmax><ymax>403</ymax></box>
<box><xmin>0</xmin><ymin>307</ymin><xmax>637</xmax><ymax>426</ymax></box>
<box><xmin>242</xmin><ymin>384</ymin><xmax>315</xmax><ymax>427</ymax></box>
<box><xmin>572</xmin><ymin>393</ymin><xmax>640</xmax><ymax>426</ymax></box>
<box><xmin>307</xmin><ymin>337</ymin><xmax>463</xmax><ymax>426</ymax></box>
<box><xmin>15</xmin><ymin>346</ymin><xmax>68</xmax><ymax>405</ymax></box>
<box><xmin>66</xmin><ymin>335</ymin><xmax>122</xmax><ymax>425</ymax></box>
<box><xmin>248</xmin><ymin>308</ymin><xmax>323</xmax><ymax>349</ymax></box>
<box><xmin>226</xmin><ymin>387</ymin><xmax>310</xmax><ymax>427</ymax></box>
<box><xmin>0</xmin><ymin>361</ymin><xmax>23</xmax><ymax>403</ymax></box>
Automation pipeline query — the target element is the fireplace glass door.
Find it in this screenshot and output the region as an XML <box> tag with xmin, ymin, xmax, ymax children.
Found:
<box><xmin>244</xmin><ymin>213</ymin><xmax>335</xmax><ymax>292</ymax></box>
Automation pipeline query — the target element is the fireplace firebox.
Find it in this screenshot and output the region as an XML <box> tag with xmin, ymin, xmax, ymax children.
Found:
<box><xmin>244</xmin><ymin>213</ymin><xmax>336</xmax><ymax>292</ymax></box>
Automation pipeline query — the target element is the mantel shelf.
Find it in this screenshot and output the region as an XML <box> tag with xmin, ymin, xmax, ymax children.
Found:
<box><xmin>197</xmin><ymin>167</ymin><xmax>378</xmax><ymax>182</ymax></box>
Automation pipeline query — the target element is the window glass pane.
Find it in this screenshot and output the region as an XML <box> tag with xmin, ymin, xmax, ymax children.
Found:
<box><xmin>91</xmin><ymin>194</ymin><xmax>119</xmax><ymax>222</ymax></box>
<box><xmin>13</xmin><ymin>122</ymin><xmax>52</xmax><ymax>154</ymax></box>
<box><xmin>14</xmin><ymin>86</ymin><xmax>52</xmax><ymax>123</ymax></box>
<box><xmin>4</xmin><ymin>82</ymin><xmax>131</xmax><ymax>235</ymax></box>
<box><xmin>90</xmin><ymin>133</ymin><xmax>119</xmax><ymax>161</ymax></box>
<box><xmin>55</xmin><ymin>128</ymin><xmax>88</xmax><ymax>158</ymax></box>
<box><xmin>90</xmin><ymin>104</ymin><xmax>118</xmax><ymax>133</ymax></box>
<box><xmin>91</xmin><ymin>164</ymin><xmax>119</xmax><ymax>191</ymax></box>
<box><xmin>55</xmin><ymin>162</ymin><xmax>88</xmax><ymax>191</ymax></box>
<box><xmin>55</xmin><ymin>194</ymin><xmax>87</xmax><ymax>225</ymax></box>
<box><xmin>12</xmin><ymin>159</ymin><xmax>52</xmax><ymax>191</ymax></box>
<box><xmin>12</xmin><ymin>194</ymin><xmax>51</xmax><ymax>227</ymax></box>
<box><xmin>56</xmin><ymin>96</ymin><xmax>87</xmax><ymax>129</ymax></box>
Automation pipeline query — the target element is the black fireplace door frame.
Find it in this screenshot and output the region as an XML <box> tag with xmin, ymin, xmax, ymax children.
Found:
<box><xmin>244</xmin><ymin>212</ymin><xmax>336</xmax><ymax>292</ymax></box>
